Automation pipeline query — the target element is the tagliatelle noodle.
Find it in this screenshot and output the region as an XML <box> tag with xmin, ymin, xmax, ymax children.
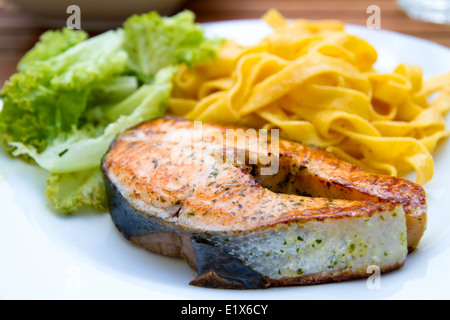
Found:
<box><xmin>168</xmin><ymin>9</ymin><xmax>450</xmax><ymax>185</ymax></box>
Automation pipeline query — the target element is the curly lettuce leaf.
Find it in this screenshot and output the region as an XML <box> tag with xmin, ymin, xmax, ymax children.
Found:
<box><xmin>123</xmin><ymin>10</ymin><xmax>223</xmax><ymax>83</ymax></box>
<box><xmin>89</xmin><ymin>75</ymin><xmax>139</xmax><ymax>106</ymax></box>
<box><xmin>45</xmin><ymin>168</ymin><xmax>108</xmax><ymax>214</ymax></box>
<box><xmin>0</xmin><ymin>29</ymin><xmax>127</xmax><ymax>154</ymax></box>
<box><xmin>18</xmin><ymin>28</ymin><xmax>88</xmax><ymax>71</ymax></box>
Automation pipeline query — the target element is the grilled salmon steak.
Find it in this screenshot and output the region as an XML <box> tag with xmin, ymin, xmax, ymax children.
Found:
<box><xmin>102</xmin><ymin>117</ymin><xmax>427</xmax><ymax>289</ymax></box>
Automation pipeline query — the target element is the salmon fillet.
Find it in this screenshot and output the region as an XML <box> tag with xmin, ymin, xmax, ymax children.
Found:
<box><xmin>101</xmin><ymin>117</ymin><xmax>426</xmax><ymax>289</ymax></box>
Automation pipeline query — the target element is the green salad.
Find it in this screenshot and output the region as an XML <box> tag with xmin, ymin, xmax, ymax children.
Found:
<box><xmin>0</xmin><ymin>10</ymin><xmax>222</xmax><ymax>214</ymax></box>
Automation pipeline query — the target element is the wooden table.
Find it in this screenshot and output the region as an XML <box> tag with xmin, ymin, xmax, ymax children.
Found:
<box><xmin>1</xmin><ymin>0</ymin><xmax>449</xmax><ymax>86</ymax></box>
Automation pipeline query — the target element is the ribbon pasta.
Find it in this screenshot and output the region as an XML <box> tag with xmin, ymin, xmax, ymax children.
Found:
<box><xmin>168</xmin><ymin>9</ymin><xmax>450</xmax><ymax>185</ymax></box>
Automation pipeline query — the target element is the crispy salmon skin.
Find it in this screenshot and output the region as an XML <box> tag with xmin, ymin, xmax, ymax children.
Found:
<box><xmin>102</xmin><ymin>118</ymin><xmax>426</xmax><ymax>289</ymax></box>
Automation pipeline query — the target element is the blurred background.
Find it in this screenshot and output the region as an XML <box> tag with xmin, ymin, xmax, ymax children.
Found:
<box><xmin>0</xmin><ymin>0</ymin><xmax>449</xmax><ymax>86</ymax></box>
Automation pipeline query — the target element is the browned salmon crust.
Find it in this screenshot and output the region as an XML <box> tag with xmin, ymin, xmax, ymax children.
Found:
<box><xmin>101</xmin><ymin>117</ymin><xmax>426</xmax><ymax>289</ymax></box>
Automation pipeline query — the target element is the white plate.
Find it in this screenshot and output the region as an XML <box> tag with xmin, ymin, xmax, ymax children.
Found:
<box><xmin>1</xmin><ymin>19</ymin><xmax>450</xmax><ymax>300</ymax></box>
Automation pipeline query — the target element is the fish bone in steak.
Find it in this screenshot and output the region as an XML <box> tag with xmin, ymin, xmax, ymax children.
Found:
<box><xmin>101</xmin><ymin>118</ymin><xmax>426</xmax><ymax>289</ymax></box>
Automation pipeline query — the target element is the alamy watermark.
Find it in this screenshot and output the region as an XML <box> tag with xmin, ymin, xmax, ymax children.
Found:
<box><xmin>367</xmin><ymin>5</ymin><xmax>382</xmax><ymax>29</ymax></box>
<box><xmin>367</xmin><ymin>265</ymin><xmax>381</xmax><ymax>289</ymax></box>
<box><xmin>64</xmin><ymin>4</ymin><xmax>382</xmax><ymax>31</ymax></box>
<box><xmin>66</xmin><ymin>5</ymin><xmax>81</xmax><ymax>30</ymax></box>
<box><xmin>66</xmin><ymin>265</ymin><xmax>81</xmax><ymax>290</ymax></box>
